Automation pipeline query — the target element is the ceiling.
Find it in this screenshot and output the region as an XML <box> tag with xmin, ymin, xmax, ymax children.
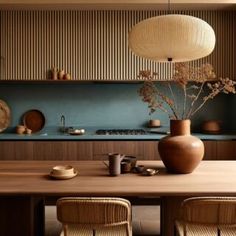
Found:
<box><xmin>0</xmin><ymin>0</ymin><xmax>236</xmax><ymax>10</ymax></box>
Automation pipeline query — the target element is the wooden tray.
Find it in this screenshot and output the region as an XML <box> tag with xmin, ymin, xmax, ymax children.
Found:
<box><xmin>0</xmin><ymin>100</ymin><xmax>11</xmax><ymax>133</ymax></box>
<box><xmin>23</xmin><ymin>109</ymin><xmax>45</xmax><ymax>133</ymax></box>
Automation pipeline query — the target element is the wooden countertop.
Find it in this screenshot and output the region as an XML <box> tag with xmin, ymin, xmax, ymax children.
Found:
<box><xmin>0</xmin><ymin>160</ymin><xmax>235</xmax><ymax>197</ymax></box>
<box><xmin>1</xmin><ymin>127</ymin><xmax>236</xmax><ymax>140</ymax></box>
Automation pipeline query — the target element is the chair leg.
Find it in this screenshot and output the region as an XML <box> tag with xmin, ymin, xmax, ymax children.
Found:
<box><xmin>174</xmin><ymin>225</ymin><xmax>177</xmax><ymax>236</ymax></box>
<box><xmin>93</xmin><ymin>229</ymin><xmax>96</xmax><ymax>236</ymax></box>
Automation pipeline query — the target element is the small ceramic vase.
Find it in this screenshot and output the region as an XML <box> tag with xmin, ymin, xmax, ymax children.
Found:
<box><xmin>26</xmin><ymin>128</ymin><xmax>32</xmax><ymax>135</ymax></box>
<box><xmin>51</xmin><ymin>68</ymin><xmax>58</xmax><ymax>80</ymax></box>
<box><xmin>64</xmin><ymin>73</ymin><xmax>71</xmax><ymax>80</ymax></box>
<box><xmin>58</xmin><ymin>70</ymin><xmax>65</xmax><ymax>80</ymax></box>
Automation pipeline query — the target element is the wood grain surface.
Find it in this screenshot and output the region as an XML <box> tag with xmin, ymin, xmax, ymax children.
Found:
<box><xmin>0</xmin><ymin>160</ymin><xmax>236</xmax><ymax>196</ymax></box>
<box><xmin>1</xmin><ymin>141</ymin><xmax>235</xmax><ymax>161</ymax></box>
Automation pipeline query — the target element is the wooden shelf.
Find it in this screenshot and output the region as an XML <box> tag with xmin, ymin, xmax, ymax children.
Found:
<box><xmin>0</xmin><ymin>78</ymin><xmax>222</xmax><ymax>84</ymax></box>
<box><xmin>0</xmin><ymin>0</ymin><xmax>235</xmax><ymax>10</ymax></box>
<box><xmin>0</xmin><ymin>79</ymin><xmax>147</xmax><ymax>84</ymax></box>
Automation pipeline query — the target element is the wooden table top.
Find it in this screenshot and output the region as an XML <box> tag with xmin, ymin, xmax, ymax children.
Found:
<box><xmin>0</xmin><ymin>160</ymin><xmax>235</xmax><ymax>197</ymax></box>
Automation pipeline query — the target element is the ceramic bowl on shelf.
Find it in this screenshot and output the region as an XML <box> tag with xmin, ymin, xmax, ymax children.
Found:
<box><xmin>201</xmin><ymin>120</ymin><xmax>222</xmax><ymax>134</ymax></box>
<box><xmin>68</xmin><ymin>129</ymin><xmax>85</xmax><ymax>135</ymax></box>
<box><xmin>148</xmin><ymin>119</ymin><xmax>161</xmax><ymax>128</ymax></box>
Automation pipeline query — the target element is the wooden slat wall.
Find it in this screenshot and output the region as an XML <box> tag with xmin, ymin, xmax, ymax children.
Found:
<box><xmin>0</xmin><ymin>10</ymin><xmax>235</xmax><ymax>81</ymax></box>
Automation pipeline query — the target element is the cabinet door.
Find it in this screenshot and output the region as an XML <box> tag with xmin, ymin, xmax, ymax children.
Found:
<box><xmin>0</xmin><ymin>141</ymin><xmax>34</xmax><ymax>160</ymax></box>
<box><xmin>93</xmin><ymin>141</ymin><xmax>144</xmax><ymax>160</ymax></box>
<box><xmin>93</xmin><ymin>141</ymin><xmax>160</xmax><ymax>160</ymax></box>
<box><xmin>203</xmin><ymin>141</ymin><xmax>217</xmax><ymax>160</ymax></box>
<box><xmin>216</xmin><ymin>141</ymin><xmax>236</xmax><ymax>160</ymax></box>
<box><xmin>33</xmin><ymin>141</ymin><xmax>93</xmax><ymax>160</ymax></box>
<box><xmin>144</xmin><ymin>141</ymin><xmax>160</xmax><ymax>160</ymax></box>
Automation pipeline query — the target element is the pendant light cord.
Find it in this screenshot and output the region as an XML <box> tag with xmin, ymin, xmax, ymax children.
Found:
<box><xmin>167</xmin><ymin>0</ymin><xmax>172</xmax><ymax>62</ymax></box>
<box><xmin>168</xmin><ymin>0</ymin><xmax>171</xmax><ymax>14</ymax></box>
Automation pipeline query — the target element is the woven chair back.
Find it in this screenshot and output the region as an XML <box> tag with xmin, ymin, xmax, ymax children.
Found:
<box><xmin>57</xmin><ymin>197</ymin><xmax>132</xmax><ymax>236</ymax></box>
<box><xmin>181</xmin><ymin>197</ymin><xmax>236</xmax><ymax>226</ymax></box>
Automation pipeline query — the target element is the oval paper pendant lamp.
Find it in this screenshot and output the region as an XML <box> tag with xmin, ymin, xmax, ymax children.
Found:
<box><xmin>128</xmin><ymin>14</ymin><xmax>216</xmax><ymax>62</ymax></box>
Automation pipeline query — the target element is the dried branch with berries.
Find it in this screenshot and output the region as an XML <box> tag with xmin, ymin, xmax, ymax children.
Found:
<box><xmin>138</xmin><ymin>63</ymin><xmax>236</xmax><ymax>120</ymax></box>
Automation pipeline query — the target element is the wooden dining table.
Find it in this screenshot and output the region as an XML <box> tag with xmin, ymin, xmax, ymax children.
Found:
<box><xmin>0</xmin><ymin>160</ymin><xmax>236</xmax><ymax>236</ymax></box>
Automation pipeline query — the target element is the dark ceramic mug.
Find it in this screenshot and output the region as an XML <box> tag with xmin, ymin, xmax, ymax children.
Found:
<box><xmin>121</xmin><ymin>160</ymin><xmax>132</xmax><ymax>173</ymax></box>
<box><xmin>123</xmin><ymin>156</ymin><xmax>137</xmax><ymax>168</ymax></box>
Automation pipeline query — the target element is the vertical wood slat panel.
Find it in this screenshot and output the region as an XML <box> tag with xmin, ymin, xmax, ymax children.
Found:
<box><xmin>0</xmin><ymin>10</ymin><xmax>235</xmax><ymax>81</ymax></box>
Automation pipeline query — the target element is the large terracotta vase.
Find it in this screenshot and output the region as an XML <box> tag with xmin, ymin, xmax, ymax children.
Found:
<box><xmin>158</xmin><ymin>119</ymin><xmax>204</xmax><ymax>174</ymax></box>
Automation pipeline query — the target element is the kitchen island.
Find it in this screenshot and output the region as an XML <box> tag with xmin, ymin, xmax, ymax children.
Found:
<box><xmin>0</xmin><ymin>160</ymin><xmax>236</xmax><ymax>236</ymax></box>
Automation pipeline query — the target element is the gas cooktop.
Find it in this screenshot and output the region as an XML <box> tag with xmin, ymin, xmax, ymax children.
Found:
<box><xmin>95</xmin><ymin>129</ymin><xmax>146</xmax><ymax>135</ymax></box>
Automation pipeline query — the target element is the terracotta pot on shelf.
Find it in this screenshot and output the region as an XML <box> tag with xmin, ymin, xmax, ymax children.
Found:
<box><xmin>158</xmin><ymin>119</ymin><xmax>204</xmax><ymax>174</ymax></box>
<box><xmin>201</xmin><ymin>120</ymin><xmax>222</xmax><ymax>134</ymax></box>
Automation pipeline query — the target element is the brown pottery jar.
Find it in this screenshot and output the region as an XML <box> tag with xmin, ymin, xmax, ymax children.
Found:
<box><xmin>158</xmin><ymin>119</ymin><xmax>204</xmax><ymax>174</ymax></box>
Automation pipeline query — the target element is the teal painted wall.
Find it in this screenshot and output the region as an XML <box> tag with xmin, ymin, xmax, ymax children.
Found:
<box><xmin>0</xmin><ymin>83</ymin><xmax>232</xmax><ymax>132</ymax></box>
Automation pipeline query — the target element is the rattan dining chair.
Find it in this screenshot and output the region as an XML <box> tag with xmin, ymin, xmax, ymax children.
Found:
<box><xmin>57</xmin><ymin>197</ymin><xmax>132</xmax><ymax>236</ymax></box>
<box><xmin>175</xmin><ymin>197</ymin><xmax>236</xmax><ymax>236</ymax></box>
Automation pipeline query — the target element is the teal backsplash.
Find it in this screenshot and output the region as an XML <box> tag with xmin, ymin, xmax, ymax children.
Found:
<box><xmin>0</xmin><ymin>83</ymin><xmax>232</xmax><ymax>131</ymax></box>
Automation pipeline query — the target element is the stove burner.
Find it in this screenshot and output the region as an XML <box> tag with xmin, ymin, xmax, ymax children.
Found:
<box><xmin>96</xmin><ymin>129</ymin><xmax>146</xmax><ymax>135</ymax></box>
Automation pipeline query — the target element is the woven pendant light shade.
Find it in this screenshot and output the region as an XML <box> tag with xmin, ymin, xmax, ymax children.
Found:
<box><xmin>128</xmin><ymin>14</ymin><xmax>216</xmax><ymax>62</ymax></box>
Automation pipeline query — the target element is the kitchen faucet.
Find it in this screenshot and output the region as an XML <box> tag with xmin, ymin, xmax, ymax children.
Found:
<box><xmin>60</xmin><ymin>115</ymin><xmax>66</xmax><ymax>133</ymax></box>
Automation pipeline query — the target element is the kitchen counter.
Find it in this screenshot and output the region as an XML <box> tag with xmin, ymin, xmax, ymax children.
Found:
<box><xmin>0</xmin><ymin>127</ymin><xmax>236</xmax><ymax>140</ymax></box>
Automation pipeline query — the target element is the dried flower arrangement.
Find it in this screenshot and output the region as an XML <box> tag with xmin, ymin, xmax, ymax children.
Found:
<box><xmin>138</xmin><ymin>63</ymin><xmax>236</xmax><ymax>119</ymax></box>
